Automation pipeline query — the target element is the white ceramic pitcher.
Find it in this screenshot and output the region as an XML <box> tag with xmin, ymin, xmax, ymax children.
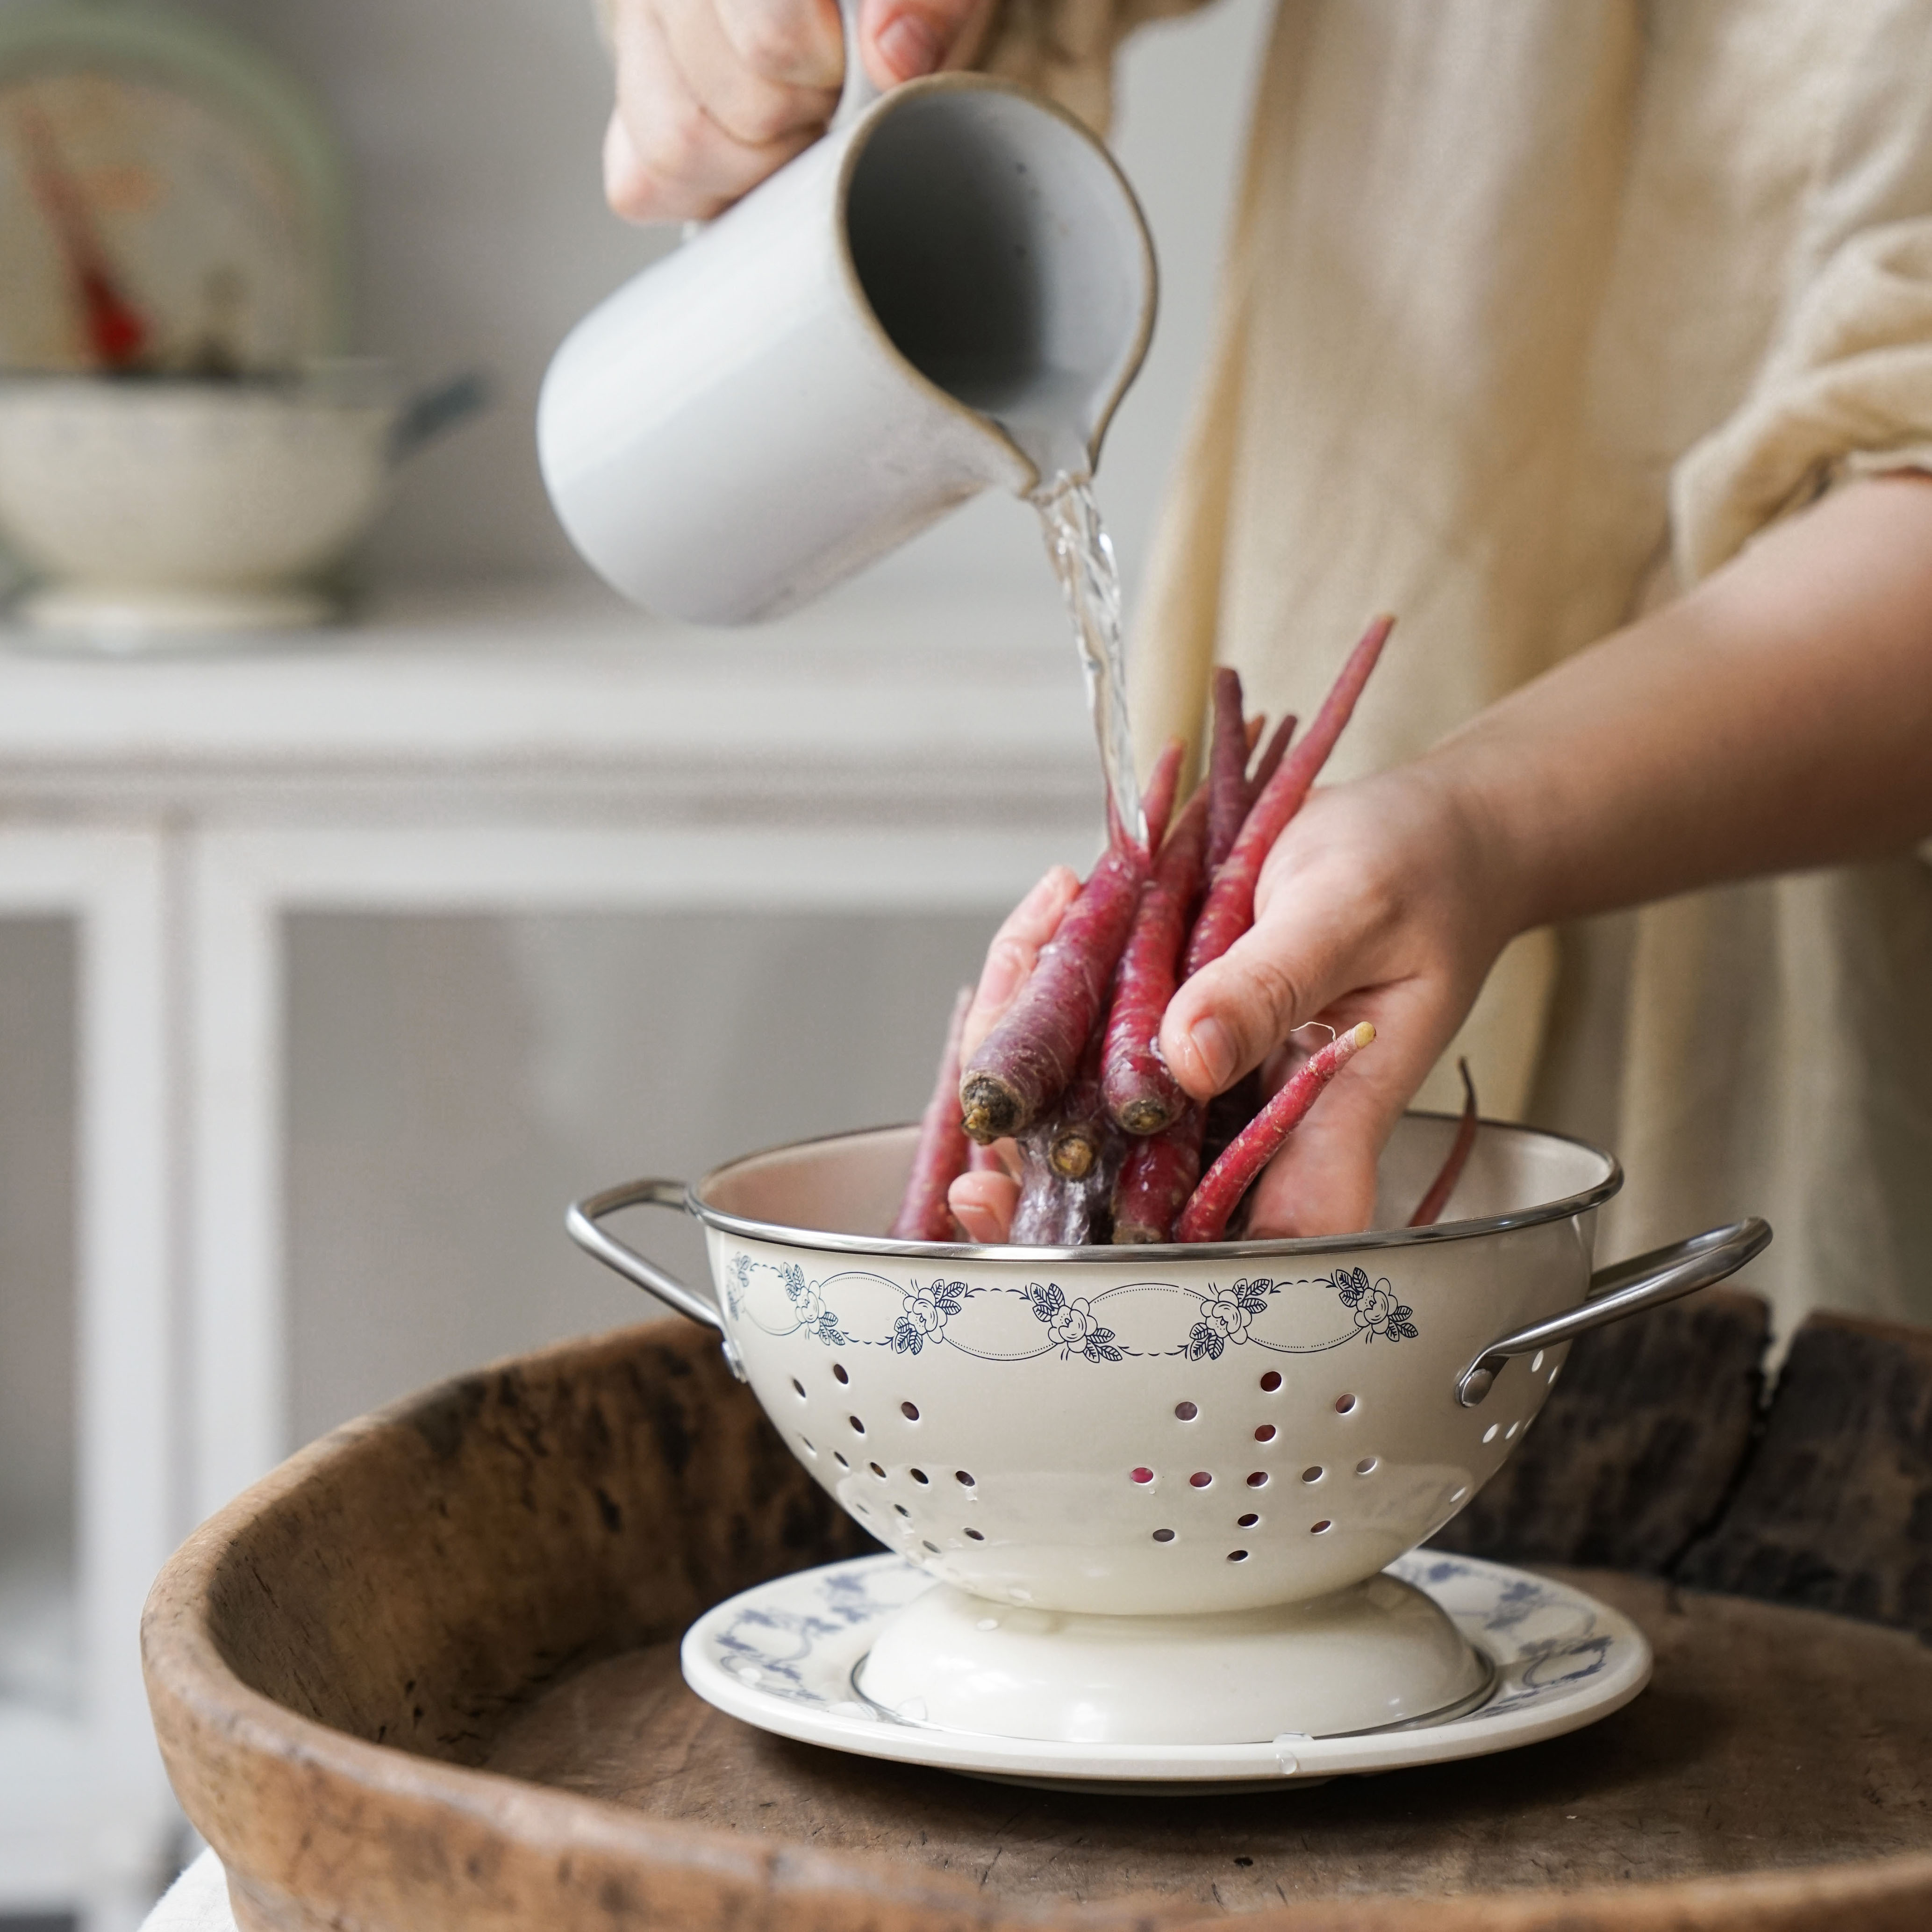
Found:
<box><xmin>537</xmin><ymin>1</ymin><xmax>1156</xmax><ymax>623</ymax></box>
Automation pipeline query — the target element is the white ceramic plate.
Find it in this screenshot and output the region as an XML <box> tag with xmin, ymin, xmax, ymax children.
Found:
<box><xmin>681</xmin><ymin>1550</ymin><xmax>1652</xmax><ymax>1789</ymax></box>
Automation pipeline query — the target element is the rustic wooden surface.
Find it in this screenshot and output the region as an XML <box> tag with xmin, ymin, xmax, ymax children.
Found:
<box><xmin>488</xmin><ymin>1568</ymin><xmax>1932</xmax><ymax>1903</ymax></box>
<box><xmin>1678</xmin><ymin>1311</ymin><xmax>1932</xmax><ymax>1637</ymax></box>
<box><xmin>143</xmin><ymin>1309</ymin><xmax>1932</xmax><ymax>1932</ymax></box>
<box><xmin>1430</xmin><ymin>1288</ymin><xmax>1768</xmax><ymax>1574</ymax></box>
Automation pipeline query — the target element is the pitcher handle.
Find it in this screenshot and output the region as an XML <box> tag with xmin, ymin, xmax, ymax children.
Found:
<box><xmin>833</xmin><ymin>0</ymin><xmax>884</xmax><ymax>129</ymax></box>
<box><xmin>1455</xmin><ymin>1216</ymin><xmax>1771</xmax><ymax>1408</ymax></box>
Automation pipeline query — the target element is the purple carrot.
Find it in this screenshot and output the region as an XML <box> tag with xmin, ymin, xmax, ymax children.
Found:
<box><xmin>1246</xmin><ymin>712</ymin><xmax>1295</xmax><ymax>806</ymax></box>
<box><xmin>1111</xmin><ymin>1105</ymin><xmax>1204</xmax><ymax>1244</ymax></box>
<box><xmin>968</xmin><ymin>1139</ymin><xmax>1007</xmax><ymax>1173</ymax></box>
<box><xmin>1184</xmin><ymin>615</ymin><xmax>1394</xmax><ymax>979</ymax></box>
<box><xmin>959</xmin><ymin>840</ymin><xmax>1148</xmax><ymax>1143</ymax></box>
<box><xmin>1206</xmin><ymin>668</ymin><xmax>1248</xmax><ymax>871</ymax></box>
<box><xmin>1408</xmin><ymin>1059</ymin><xmax>1478</xmax><ymax>1227</ymax></box>
<box><xmin>1101</xmin><ymin>790</ymin><xmax>1209</xmax><ymax>1135</ymax></box>
<box><xmin>1141</xmin><ymin>736</ymin><xmax>1185</xmax><ymax>858</ymax></box>
<box><xmin>1049</xmin><ymin>1027</ymin><xmax>1110</xmax><ymax>1179</ymax></box>
<box><xmin>889</xmin><ymin>987</ymin><xmax>974</xmax><ymax>1241</ymax></box>
<box><xmin>1176</xmin><ymin>1023</ymin><xmax>1376</xmax><ymax>1242</ymax></box>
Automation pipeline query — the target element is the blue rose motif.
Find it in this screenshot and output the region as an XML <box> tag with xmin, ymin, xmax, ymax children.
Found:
<box><xmin>892</xmin><ymin>1278</ymin><xmax>965</xmax><ymax>1355</ymax></box>
<box><xmin>1186</xmin><ymin>1277</ymin><xmax>1273</xmax><ymax>1359</ymax></box>
<box><xmin>1332</xmin><ymin>1265</ymin><xmax>1417</xmax><ymax>1342</ymax></box>
<box><xmin>1025</xmin><ymin>1282</ymin><xmax>1123</xmax><ymax>1362</ymax></box>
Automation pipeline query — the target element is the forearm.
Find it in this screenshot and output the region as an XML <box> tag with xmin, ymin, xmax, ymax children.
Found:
<box><xmin>1431</xmin><ymin>474</ymin><xmax>1932</xmax><ymax>938</ymax></box>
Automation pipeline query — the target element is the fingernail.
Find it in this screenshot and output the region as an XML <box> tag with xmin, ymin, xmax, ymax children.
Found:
<box><xmin>877</xmin><ymin>11</ymin><xmax>942</xmax><ymax>79</ymax></box>
<box><xmin>1185</xmin><ymin>1016</ymin><xmax>1237</xmax><ymax>1091</ymax></box>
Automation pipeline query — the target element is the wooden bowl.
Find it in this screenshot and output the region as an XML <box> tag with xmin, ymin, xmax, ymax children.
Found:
<box><xmin>142</xmin><ymin>1316</ymin><xmax>1932</xmax><ymax>1931</ymax></box>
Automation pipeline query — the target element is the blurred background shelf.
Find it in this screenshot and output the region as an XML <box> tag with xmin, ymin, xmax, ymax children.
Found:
<box><xmin>0</xmin><ymin>0</ymin><xmax>1274</xmax><ymax>1924</ymax></box>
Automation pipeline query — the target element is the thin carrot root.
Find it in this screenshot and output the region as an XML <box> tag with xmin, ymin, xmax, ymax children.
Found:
<box><xmin>1175</xmin><ymin>1023</ymin><xmax>1377</xmax><ymax>1243</ymax></box>
<box><xmin>959</xmin><ymin>839</ymin><xmax>1147</xmax><ymax>1142</ymax></box>
<box><xmin>1101</xmin><ymin>791</ymin><xmax>1209</xmax><ymax>1137</ymax></box>
<box><xmin>1048</xmin><ymin>1030</ymin><xmax>1109</xmax><ymax>1179</ymax></box>
<box><xmin>1206</xmin><ymin>668</ymin><xmax>1248</xmax><ymax>872</ymax></box>
<box><xmin>1407</xmin><ymin>1058</ymin><xmax>1478</xmax><ymax>1227</ymax></box>
<box><xmin>1246</xmin><ymin>712</ymin><xmax>1295</xmax><ymax>805</ymax></box>
<box><xmin>1111</xmin><ymin>1105</ymin><xmax>1204</xmax><ymax>1243</ymax></box>
<box><xmin>1185</xmin><ymin>615</ymin><xmax>1395</xmax><ymax>979</ymax></box>
<box><xmin>889</xmin><ymin>987</ymin><xmax>974</xmax><ymax>1241</ymax></box>
<box><xmin>1140</xmin><ymin>737</ymin><xmax>1186</xmax><ymax>857</ymax></box>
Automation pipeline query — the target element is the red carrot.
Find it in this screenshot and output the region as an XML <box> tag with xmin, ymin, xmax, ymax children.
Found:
<box><xmin>1206</xmin><ymin>669</ymin><xmax>1248</xmax><ymax>871</ymax></box>
<box><xmin>1175</xmin><ymin>1023</ymin><xmax>1376</xmax><ymax>1242</ymax></box>
<box><xmin>1141</xmin><ymin>736</ymin><xmax>1185</xmax><ymax>858</ymax></box>
<box><xmin>1408</xmin><ymin>1059</ymin><xmax>1478</xmax><ymax>1227</ymax></box>
<box><xmin>968</xmin><ymin>1140</ymin><xmax>1007</xmax><ymax>1173</ymax></box>
<box><xmin>1111</xmin><ymin>1105</ymin><xmax>1205</xmax><ymax>1244</ymax></box>
<box><xmin>889</xmin><ymin>987</ymin><xmax>974</xmax><ymax>1241</ymax></box>
<box><xmin>1101</xmin><ymin>790</ymin><xmax>1209</xmax><ymax>1135</ymax></box>
<box><xmin>1185</xmin><ymin>615</ymin><xmax>1394</xmax><ymax>979</ymax></box>
<box><xmin>959</xmin><ymin>840</ymin><xmax>1147</xmax><ymax>1142</ymax></box>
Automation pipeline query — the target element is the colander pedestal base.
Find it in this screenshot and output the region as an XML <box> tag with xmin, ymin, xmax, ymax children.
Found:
<box><xmin>853</xmin><ymin>1570</ymin><xmax>1491</xmax><ymax>1746</ymax></box>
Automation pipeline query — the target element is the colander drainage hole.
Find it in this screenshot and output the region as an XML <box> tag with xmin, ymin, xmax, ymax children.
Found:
<box><xmin>922</xmin><ymin>1540</ymin><xmax>939</xmax><ymax>1553</ymax></box>
<box><xmin>1237</xmin><ymin>1512</ymin><xmax>1259</xmax><ymax>1528</ymax></box>
<box><xmin>910</xmin><ymin>1467</ymin><xmax>930</xmax><ymax>1484</ymax></box>
<box><xmin>1245</xmin><ymin>1471</ymin><xmax>1268</xmax><ymax>1488</ymax></box>
<box><xmin>849</xmin><ymin>1415</ymin><xmax>865</xmax><ymax>1434</ymax></box>
<box><xmin>901</xmin><ymin>1401</ymin><xmax>919</xmax><ymax>1421</ymax></box>
<box><xmin>1310</xmin><ymin>1519</ymin><xmax>1333</xmax><ymax>1534</ymax></box>
<box><xmin>1450</xmin><ymin>1485</ymin><xmax>1469</xmax><ymax>1503</ymax></box>
<box><xmin>799</xmin><ymin>1436</ymin><xmax>816</xmax><ymax>1455</ymax></box>
<box><xmin>833</xmin><ymin>1452</ymin><xmax>850</xmax><ymax>1470</ymax></box>
<box><xmin>1302</xmin><ymin>1466</ymin><xmax>1324</xmax><ymax>1483</ymax></box>
<box><xmin>955</xmin><ymin>1469</ymin><xmax>976</xmax><ymax>1488</ymax></box>
<box><xmin>1188</xmin><ymin>1471</ymin><xmax>1213</xmax><ymax>1488</ymax></box>
<box><xmin>1481</xmin><ymin>1424</ymin><xmax>1500</xmax><ymax>1444</ymax></box>
<box><xmin>1355</xmin><ymin>1457</ymin><xmax>1378</xmax><ymax>1474</ymax></box>
<box><xmin>1531</xmin><ymin>1350</ymin><xmax>1546</xmax><ymax>1374</ymax></box>
<box><xmin>1175</xmin><ymin>1401</ymin><xmax>1199</xmax><ymax>1421</ymax></box>
<box><xmin>791</xmin><ymin>1378</ymin><xmax>806</xmax><ymax>1399</ymax></box>
<box><xmin>1549</xmin><ymin>1364</ymin><xmax>1562</xmax><ymax>1385</ymax></box>
<box><xmin>1227</xmin><ymin>1549</ymin><xmax>1249</xmax><ymax>1562</ymax></box>
<box><xmin>893</xmin><ymin>1503</ymin><xmax>911</xmax><ymax>1518</ymax></box>
<box><xmin>1259</xmin><ymin>1371</ymin><xmax>1282</xmax><ymax>1392</ymax></box>
<box><xmin>1130</xmin><ymin>1467</ymin><xmax>1154</xmax><ymax>1485</ymax></box>
<box><xmin>870</xmin><ymin>1461</ymin><xmax>887</xmax><ymax>1478</ymax></box>
<box><xmin>1335</xmin><ymin>1393</ymin><xmax>1357</xmax><ymax>1414</ymax></box>
<box><xmin>1254</xmin><ymin>1424</ymin><xmax>1276</xmax><ymax>1442</ymax></box>
<box><xmin>1505</xmin><ymin>1421</ymin><xmax>1520</xmax><ymax>1439</ymax></box>
<box><xmin>964</xmin><ymin>1527</ymin><xmax>985</xmax><ymax>1540</ymax></box>
<box><xmin>833</xmin><ymin>1363</ymin><xmax>849</xmax><ymax>1385</ymax></box>
<box><xmin>1152</xmin><ymin>1528</ymin><xmax>1175</xmax><ymax>1543</ymax></box>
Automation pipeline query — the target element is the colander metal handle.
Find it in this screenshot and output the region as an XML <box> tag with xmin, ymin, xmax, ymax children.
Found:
<box><xmin>1455</xmin><ymin>1216</ymin><xmax>1771</xmax><ymax>1408</ymax></box>
<box><xmin>565</xmin><ymin>1178</ymin><xmax>726</xmax><ymax>1334</ymax></box>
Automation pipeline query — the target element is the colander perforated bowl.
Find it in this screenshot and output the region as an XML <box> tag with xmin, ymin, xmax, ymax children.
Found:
<box><xmin>569</xmin><ymin>1115</ymin><xmax>1767</xmax><ymax>1620</ymax></box>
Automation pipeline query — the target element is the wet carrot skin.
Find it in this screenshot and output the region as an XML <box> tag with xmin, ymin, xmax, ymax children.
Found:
<box><xmin>959</xmin><ymin>840</ymin><xmax>1148</xmax><ymax>1143</ymax></box>
<box><xmin>1100</xmin><ymin>793</ymin><xmax>1209</xmax><ymax>1137</ymax></box>
<box><xmin>1111</xmin><ymin>1104</ymin><xmax>1205</xmax><ymax>1243</ymax></box>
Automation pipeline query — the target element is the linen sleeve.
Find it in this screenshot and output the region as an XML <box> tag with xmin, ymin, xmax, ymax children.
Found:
<box><xmin>1672</xmin><ymin>219</ymin><xmax>1932</xmax><ymax>583</ymax></box>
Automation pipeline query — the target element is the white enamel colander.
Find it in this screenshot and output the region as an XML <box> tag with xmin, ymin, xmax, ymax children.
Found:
<box><xmin>569</xmin><ymin>1115</ymin><xmax>1767</xmax><ymax>1622</ymax></box>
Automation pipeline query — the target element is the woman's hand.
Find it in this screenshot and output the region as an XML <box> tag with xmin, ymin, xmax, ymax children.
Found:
<box><xmin>603</xmin><ymin>0</ymin><xmax>995</xmax><ymax>221</ymax></box>
<box><xmin>1157</xmin><ymin>766</ymin><xmax>1510</xmax><ymax>1237</ymax></box>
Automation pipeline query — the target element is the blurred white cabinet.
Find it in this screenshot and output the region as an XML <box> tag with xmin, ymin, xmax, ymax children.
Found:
<box><xmin>0</xmin><ymin>578</ymin><xmax>1095</xmax><ymax>1929</ymax></box>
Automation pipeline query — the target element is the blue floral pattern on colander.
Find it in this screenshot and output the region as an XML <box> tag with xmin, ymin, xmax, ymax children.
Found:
<box><xmin>726</xmin><ymin>1255</ymin><xmax>1417</xmax><ymax>1362</ymax></box>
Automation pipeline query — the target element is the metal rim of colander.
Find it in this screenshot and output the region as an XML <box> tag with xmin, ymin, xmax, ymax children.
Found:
<box><xmin>687</xmin><ymin>1110</ymin><xmax>1624</xmax><ymax>1263</ymax></box>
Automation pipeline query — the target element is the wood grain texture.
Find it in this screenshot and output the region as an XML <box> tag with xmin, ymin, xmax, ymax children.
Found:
<box><xmin>143</xmin><ymin>1313</ymin><xmax>1932</xmax><ymax>1932</ymax></box>
<box><xmin>1430</xmin><ymin>1289</ymin><xmax>1769</xmax><ymax>1574</ymax></box>
<box><xmin>1677</xmin><ymin>1311</ymin><xmax>1932</xmax><ymax>1637</ymax></box>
